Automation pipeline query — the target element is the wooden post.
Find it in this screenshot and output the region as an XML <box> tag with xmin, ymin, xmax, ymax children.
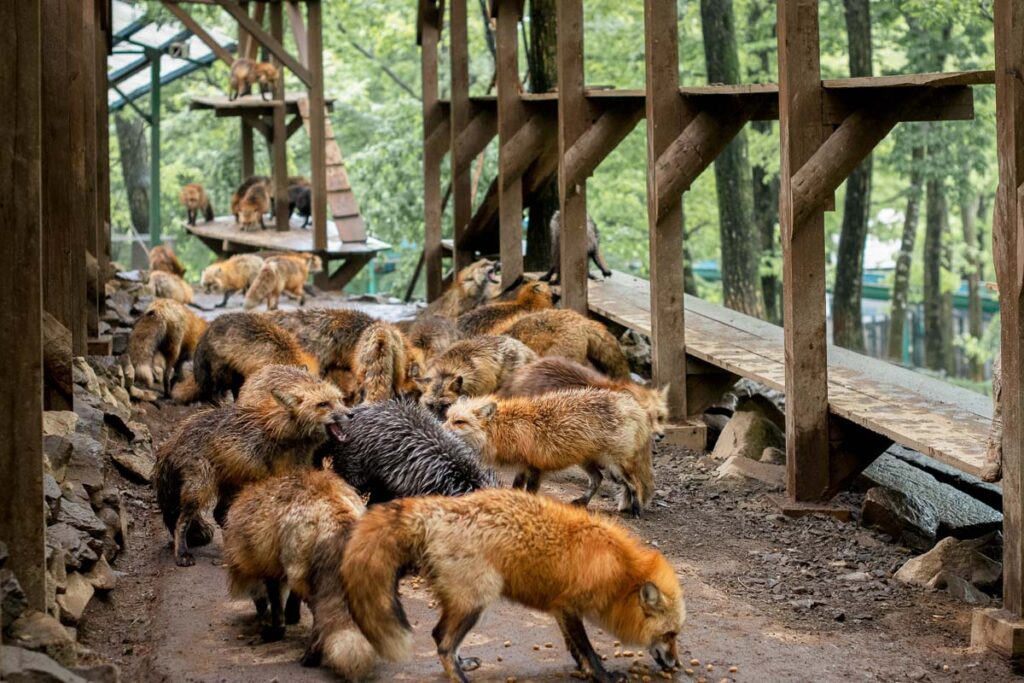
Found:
<box><xmin>420</xmin><ymin>0</ymin><xmax>444</xmax><ymax>301</ymax></box>
<box><xmin>972</xmin><ymin>0</ymin><xmax>1024</xmax><ymax>658</ymax></box>
<box><xmin>643</xmin><ymin>0</ymin><xmax>688</xmax><ymax>424</ymax></box>
<box><xmin>95</xmin><ymin>1</ymin><xmax>111</xmax><ymax>298</ymax></box>
<box><xmin>307</xmin><ymin>0</ymin><xmax>327</xmax><ymax>251</ymax></box>
<box><xmin>449</xmin><ymin>0</ymin><xmax>474</xmax><ymax>271</ymax></box>
<box><xmin>496</xmin><ymin>0</ymin><xmax>525</xmax><ymax>289</ymax></box>
<box><xmin>778</xmin><ymin>0</ymin><xmax>831</xmax><ymax>502</ymax></box>
<box><xmin>82</xmin><ymin>0</ymin><xmax>100</xmax><ymax>337</ymax></box>
<box><xmin>0</xmin><ymin>0</ymin><xmax>45</xmax><ymax>612</ymax></box>
<box><xmin>66</xmin><ymin>0</ymin><xmax>88</xmax><ymax>356</ymax></box>
<box><xmin>241</xmin><ymin>122</ymin><xmax>255</xmax><ymax>180</ymax></box>
<box><xmin>269</xmin><ymin>1</ymin><xmax>289</xmax><ymax>232</ymax></box>
<box><xmin>556</xmin><ymin>0</ymin><xmax>589</xmax><ymax>314</ymax></box>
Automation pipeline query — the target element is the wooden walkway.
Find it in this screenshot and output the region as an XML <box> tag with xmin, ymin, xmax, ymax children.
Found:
<box><xmin>589</xmin><ymin>271</ymin><xmax>993</xmax><ymax>479</ymax></box>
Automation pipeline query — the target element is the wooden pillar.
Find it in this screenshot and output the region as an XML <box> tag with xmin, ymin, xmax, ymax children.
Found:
<box><xmin>269</xmin><ymin>1</ymin><xmax>289</xmax><ymax>232</ymax></box>
<box><xmin>0</xmin><ymin>0</ymin><xmax>45</xmax><ymax>612</ymax></box>
<box><xmin>556</xmin><ymin>0</ymin><xmax>589</xmax><ymax>314</ymax></box>
<box><xmin>81</xmin><ymin>0</ymin><xmax>100</xmax><ymax>338</ymax></box>
<box><xmin>64</xmin><ymin>0</ymin><xmax>88</xmax><ymax>356</ymax></box>
<box><xmin>496</xmin><ymin>0</ymin><xmax>525</xmax><ymax>290</ymax></box>
<box><xmin>778</xmin><ymin>0</ymin><xmax>830</xmax><ymax>502</ymax></box>
<box><xmin>241</xmin><ymin>122</ymin><xmax>255</xmax><ymax>180</ymax></box>
<box><xmin>95</xmin><ymin>1</ymin><xmax>111</xmax><ymax>292</ymax></box>
<box><xmin>307</xmin><ymin>0</ymin><xmax>327</xmax><ymax>251</ymax></box>
<box><xmin>449</xmin><ymin>0</ymin><xmax>474</xmax><ymax>271</ymax></box>
<box><xmin>420</xmin><ymin>0</ymin><xmax>444</xmax><ymax>301</ymax></box>
<box><xmin>643</xmin><ymin>0</ymin><xmax>688</xmax><ymax>423</ymax></box>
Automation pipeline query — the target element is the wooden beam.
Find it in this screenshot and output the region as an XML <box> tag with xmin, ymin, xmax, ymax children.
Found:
<box><xmin>449</xmin><ymin>0</ymin><xmax>474</xmax><ymax>271</ymax></box>
<box><xmin>644</xmin><ymin>0</ymin><xmax>687</xmax><ymax>423</ymax></box>
<box><xmin>320</xmin><ymin>254</ymin><xmax>373</xmax><ymax>291</ymax></box>
<box><xmin>501</xmin><ymin>114</ymin><xmax>553</xmax><ymax>184</ymax></box>
<box><xmin>496</xmin><ymin>0</ymin><xmax>525</xmax><ymax>288</ymax></box>
<box><xmin>161</xmin><ymin>1</ymin><xmax>234</xmax><ymax>66</ymax></box>
<box><xmin>563</xmin><ymin>104</ymin><xmax>644</xmax><ymax>192</ymax></box>
<box><xmin>0</xmin><ymin>0</ymin><xmax>46</xmax><ymax>612</ymax></box>
<box><xmin>778</xmin><ymin>0</ymin><xmax>831</xmax><ymax>502</ymax></box>
<box><xmin>421</xmin><ymin>0</ymin><xmax>444</xmax><ymax>301</ymax></box>
<box><xmin>306</xmin><ymin>0</ymin><xmax>327</xmax><ymax>250</ymax></box>
<box><xmin>245</xmin><ymin>2</ymin><xmax>264</xmax><ymax>61</ymax></box>
<box><xmin>285</xmin><ymin>1</ymin><xmax>309</xmax><ymax>67</ymax></box>
<box><xmin>285</xmin><ymin>113</ymin><xmax>304</xmax><ymax>139</ymax></box>
<box><xmin>269</xmin><ymin>1</ymin><xmax>288</xmax><ymax>231</ymax></box>
<box><xmin>219</xmin><ymin>0</ymin><xmax>312</xmax><ymax>87</ymax></box>
<box><xmin>556</xmin><ymin>0</ymin><xmax>589</xmax><ymax>314</ymax></box>
<box><xmin>453</xmin><ymin>107</ymin><xmax>497</xmax><ymax>172</ymax></box>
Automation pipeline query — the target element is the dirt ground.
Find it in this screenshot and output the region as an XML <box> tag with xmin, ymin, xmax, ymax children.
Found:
<box><xmin>76</xmin><ymin>397</ymin><xmax>1022</xmax><ymax>683</ymax></box>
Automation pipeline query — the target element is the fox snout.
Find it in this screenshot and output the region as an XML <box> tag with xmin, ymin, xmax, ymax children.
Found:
<box><xmin>653</xmin><ymin>432</ymin><xmax>666</xmax><ymax>442</ymax></box>
<box><xmin>425</xmin><ymin>399</ymin><xmax>452</xmax><ymax>420</ymax></box>
<box><xmin>326</xmin><ymin>410</ymin><xmax>351</xmax><ymax>443</ymax></box>
<box><xmin>649</xmin><ymin>634</ymin><xmax>679</xmax><ymax>672</ymax></box>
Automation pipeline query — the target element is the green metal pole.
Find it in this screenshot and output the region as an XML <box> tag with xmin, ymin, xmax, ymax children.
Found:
<box><xmin>149</xmin><ymin>49</ymin><xmax>161</xmax><ymax>245</ymax></box>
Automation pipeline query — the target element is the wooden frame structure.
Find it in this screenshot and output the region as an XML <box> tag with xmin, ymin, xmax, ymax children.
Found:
<box><xmin>419</xmin><ymin>0</ymin><xmax>1024</xmax><ymax>654</ymax></box>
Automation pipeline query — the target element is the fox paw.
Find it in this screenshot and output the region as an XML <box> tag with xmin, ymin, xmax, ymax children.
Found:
<box><xmin>458</xmin><ymin>656</ymin><xmax>481</xmax><ymax>672</ymax></box>
<box><xmin>175</xmin><ymin>552</ymin><xmax>195</xmax><ymax>567</ymax></box>
<box><xmin>261</xmin><ymin>624</ymin><xmax>286</xmax><ymax>642</ymax></box>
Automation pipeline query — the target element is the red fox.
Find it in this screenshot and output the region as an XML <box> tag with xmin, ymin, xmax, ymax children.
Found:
<box><xmin>154</xmin><ymin>365</ymin><xmax>349</xmax><ymax>566</ymax></box>
<box><xmin>237</xmin><ymin>182</ymin><xmax>271</xmax><ymax>231</ymax></box>
<box><xmin>498</xmin><ymin>356</ymin><xmax>669</xmax><ymax>440</ymax></box>
<box><xmin>342</xmin><ymin>489</ymin><xmax>685</xmax><ymax>682</ymax></box>
<box><xmin>148</xmin><ymin>270</ymin><xmax>194</xmax><ymax>305</ymax></box>
<box><xmin>223</xmin><ymin>466</ymin><xmax>375</xmax><ymax>678</ymax></box>
<box><xmin>351</xmin><ymin>320</ymin><xmax>425</xmax><ymax>404</ymax></box>
<box><xmin>419</xmin><ymin>335</ymin><xmax>536</xmax><ymax>418</ymax></box>
<box><xmin>228</xmin><ymin>58</ymin><xmax>280</xmax><ymax>101</ymax></box>
<box><xmin>423</xmin><ymin>258</ymin><xmax>500</xmax><ymax>319</ymax></box>
<box><xmin>200</xmin><ymin>254</ymin><xmax>264</xmax><ymax>308</ymax></box>
<box><xmin>128</xmin><ymin>299</ymin><xmax>207</xmax><ymax>396</ymax></box>
<box><xmin>178</xmin><ymin>183</ymin><xmax>214</xmax><ymax>226</ymax></box>
<box><xmin>495</xmin><ymin>308</ymin><xmax>631</xmax><ymax>379</ymax></box>
<box><xmin>444</xmin><ymin>388</ymin><xmax>654</xmax><ymax>515</ymax></box>
<box><xmin>243</xmin><ymin>254</ymin><xmax>322</xmax><ymax>310</ymax></box>
<box><xmin>404</xmin><ymin>315</ymin><xmax>461</xmax><ymax>365</ymax></box>
<box><xmin>149</xmin><ymin>244</ymin><xmax>186</xmax><ymax>276</ymax></box>
<box><xmin>455</xmin><ymin>280</ymin><xmax>554</xmax><ymax>336</ymax></box>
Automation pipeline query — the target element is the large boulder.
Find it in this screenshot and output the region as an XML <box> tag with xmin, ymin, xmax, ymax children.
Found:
<box><xmin>894</xmin><ymin>533</ymin><xmax>1002</xmax><ymax>591</ymax></box>
<box><xmin>55</xmin><ymin>573</ymin><xmax>94</xmax><ymax>625</ymax></box>
<box><xmin>710</xmin><ymin>411</ymin><xmax>785</xmax><ymax>462</ymax></box>
<box><xmin>7</xmin><ymin>611</ymin><xmax>78</xmax><ymax>667</ymax></box>
<box><xmin>735</xmin><ymin>394</ymin><xmax>786</xmax><ymax>432</ymax></box>
<box><xmin>715</xmin><ymin>455</ymin><xmax>785</xmax><ymax>489</ymax></box>
<box><xmin>0</xmin><ymin>645</ymin><xmax>89</xmax><ymax>683</ymax></box>
<box><xmin>861</xmin><ymin>486</ymin><xmax>940</xmax><ymax>551</ymax></box>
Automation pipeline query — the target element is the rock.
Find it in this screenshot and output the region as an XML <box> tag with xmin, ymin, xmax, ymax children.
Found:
<box><xmin>70</xmin><ymin>664</ymin><xmax>121</xmax><ymax>683</ymax></box>
<box><xmin>43</xmin><ymin>412</ymin><xmax>78</xmax><ymax>438</ymax></box>
<box><xmin>926</xmin><ymin>571</ymin><xmax>991</xmax><ymax>606</ymax></box>
<box><xmin>1</xmin><ymin>567</ymin><xmax>29</xmax><ymax>627</ymax></box>
<box><xmin>839</xmin><ymin>571</ymin><xmax>872</xmax><ymax>582</ymax></box>
<box><xmin>85</xmin><ymin>556</ymin><xmax>116</xmax><ymax>592</ymax></box>
<box><xmin>47</xmin><ymin>524</ymin><xmax>100</xmax><ymax>572</ymax></box>
<box><xmin>71</xmin><ymin>399</ymin><xmax>104</xmax><ymax>440</ymax></box>
<box><xmin>56</xmin><ymin>499</ymin><xmax>107</xmax><ymax>539</ymax></box>
<box><xmin>129</xmin><ymin>386</ymin><xmax>159</xmax><ymax>403</ymax></box>
<box><xmin>8</xmin><ymin>611</ymin><xmax>78</xmax><ymax>667</ymax></box>
<box><xmin>64</xmin><ymin>433</ymin><xmax>107</xmax><ymax>495</ymax></box>
<box><xmin>56</xmin><ymin>572</ymin><xmax>94</xmax><ymax>625</ymax></box>
<box><xmin>710</xmin><ymin>411</ymin><xmax>784</xmax><ymax>462</ymax></box>
<box><xmin>735</xmin><ymin>394</ymin><xmax>786</xmax><ymax>432</ymax></box>
<box><xmin>109</xmin><ymin>447</ymin><xmax>153</xmax><ymax>484</ymax></box>
<box><xmin>715</xmin><ymin>455</ymin><xmax>785</xmax><ymax>489</ymax></box>
<box><xmin>111</xmin><ymin>329</ymin><xmax>131</xmax><ymax>356</ymax></box>
<box><xmin>0</xmin><ymin>645</ymin><xmax>89</xmax><ymax>683</ymax></box>
<box><xmin>894</xmin><ymin>534</ymin><xmax>1002</xmax><ymax>590</ymax></box>
<box><xmin>759</xmin><ymin>447</ymin><xmax>786</xmax><ymax>465</ymax></box>
<box><xmin>44</xmin><ymin>436</ymin><xmax>75</xmax><ymax>484</ymax></box>
<box><xmin>73</xmin><ymin>390</ymin><xmax>131</xmax><ymax>439</ymax></box>
<box><xmin>124</xmin><ymin>420</ymin><xmax>151</xmax><ymax>444</ymax></box>
<box><xmin>43</xmin><ymin>474</ymin><xmax>62</xmax><ymax>524</ymax></box>
<box><xmin>861</xmin><ymin>486</ymin><xmax>939</xmax><ymax>551</ymax></box>
<box><xmin>619</xmin><ymin>329</ymin><xmax>652</xmax><ymax>376</ymax></box>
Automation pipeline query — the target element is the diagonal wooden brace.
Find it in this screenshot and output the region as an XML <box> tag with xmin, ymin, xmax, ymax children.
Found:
<box><xmin>500</xmin><ymin>114</ymin><xmax>555</xmax><ymax>188</ymax></box>
<box><xmin>453</xmin><ymin>107</ymin><xmax>497</xmax><ymax>172</ymax></box>
<box><xmin>563</xmin><ymin>104</ymin><xmax>645</xmax><ymax>191</ymax></box>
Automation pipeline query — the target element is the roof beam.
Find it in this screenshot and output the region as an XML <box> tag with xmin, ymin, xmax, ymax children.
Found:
<box><xmin>161</xmin><ymin>1</ymin><xmax>234</xmax><ymax>67</ymax></box>
<box><xmin>218</xmin><ymin>0</ymin><xmax>312</xmax><ymax>87</ymax></box>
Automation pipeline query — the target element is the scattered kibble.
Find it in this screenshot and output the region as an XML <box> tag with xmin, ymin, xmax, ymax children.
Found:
<box><xmin>503</xmin><ymin>640</ymin><xmax>511</xmax><ymax>648</ymax></box>
<box><xmin>544</xmin><ymin>642</ymin><xmax>554</xmax><ymax>648</ymax></box>
<box><xmin>642</xmin><ymin>676</ymin><xmax>652</xmax><ymax>682</ymax></box>
<box><xmin>685</xmin><ymin>669</ymin><xmax>694</xmax><ymax>676</ymax></box>
<box><xmin>624</xmin><ymin>650</ymin><xmax>635</xmax><ymax>657</ymax></box>
<box><xmin>506</xmin><ymin>677</ymin><xmax>516</xmax><ymax>683</ymax></box>
<box><xmin>614</xmin><ymin>641</ymin><xmax>622</xmax><ymax>647</ymax></box>
<box><xmin>728</xmin><ymin>666</ymin><xmax>738</xmax><ymax>674</ymax></box>
<box><xmin>943</xmin><ymin>665</ymin><xmax>951</xmax><ymax>673</ymax></box>
<box><xmin>658</xmin><ymin>673</ymin><xmax>673</xmax><ymax>681</ymax></box>
<box><xmin>719</xmin><ymin>678</ymin><xmax>730</xmax><ymax>683</ymax></box>
<box><xmin>690</xmin><ymin>659</ymin><xmax>701</xmax><ymax>666</ymax></box>
<box><xmin>532</xmin><ymin>644</ymin><xmax>540</xmax><ymax>651</ymax></box>
<box><xmin>496</xmin><ymin>655</ymin><xmax>503</xmax><ymax>662</ymax></box>
<box><xmin>601</xmin><ymin>654</ymin><xmax>608</xmax><ymax>661</ymax></box>
<box><xmin>706</xmin><ymin>664</ymin><xmax>714</xmax><ymax>672</ymax></box>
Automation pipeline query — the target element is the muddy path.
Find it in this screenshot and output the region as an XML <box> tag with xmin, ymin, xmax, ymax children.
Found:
<box><xmin>77</xmin><ymin>399</ymin><xmax>1020</xmax><ymax>682</ymax></box>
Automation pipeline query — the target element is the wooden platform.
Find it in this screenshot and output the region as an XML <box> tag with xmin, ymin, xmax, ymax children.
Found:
<box><xmin>588</xmin><ymin>271</ymin><xmax>993</xmax><ymax>479</ymax></box>
<box><xmin>189</xmin><ymin>92</ymin><xmax>335</xmax><ymax>117</ymax></box>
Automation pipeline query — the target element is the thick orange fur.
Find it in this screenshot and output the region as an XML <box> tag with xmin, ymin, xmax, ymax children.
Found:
<box><xmin>498</xmin><ymin>357</ymin><xmax>669</xmax><ymax>439</ymax></box>
<box><xmin>244</xmin><ymin>254</ymin><xmax>321</xmax><ymax>310</ymax></box>
<box><xmin>405</xmin><ymin>315</ymin><xmax>461</xmax><ymax>365</ymax></box>
<box><xmin>495</xmin><ymin>308</ymin><xmax>630</xmax><ymax>379</ymax></box>
<box><xmin>445</xmin><ymin>388</ymin><xmax>654</xmax><ymax>515</ymax></box>
<box><xmin>178</xmin><ymin>184</ymin><xmax>213</xmax><ymax>226</ymax></box>
<box><xmin>351</xmin><ymin>321</ymin><xmax>424</xmax><ymax>404</ymax></box>
<box><xmin>419</xmin><ymin>335</ymin><xmax>536</xmax><ymax>417</ymax></box>
<box><xmin>149</xmin><ymin>244</ymin><xmax>186</xmax><ymax>276</ymax></box>
<box><xmin>148</xmin><ymin>270</ymin><xmax>194</xmax><ymax>304</ymax></box>
<box><xmin>200</xmin><ymin>254</ymin><xmax>263</xmax><ymax>306</ymax></box>
<box><xmin>237</xmin><ymin>183</ymin><xmax>271</xmax><ymax>231</ymax></box>
<box><xmin>228</xmin><ymin>58</ymin><xmax>279</xmax><ymax>100</ymax></box>
<box><xmin>455</xmin><ymin>280</ymin><xmax>554</xmax><ymax>336</ymax></box>
<box><xmin>223</xmin><ymin>467</ymin><xmax>375</xmax><ymax>678</ymax></box>
<box><xmin>342</xmin><ymin>490</ymin><xmax>685</xmax><ymax>679</ymax></box>
<box><xmin>423</xmin><ymin>258</ymin><xmax>500</xmax><ymax>319</ymax></box>
<box><xmin>128</xmin><ymin>299</ymin><xmax>207</xmax><ymax>396</ymax></box>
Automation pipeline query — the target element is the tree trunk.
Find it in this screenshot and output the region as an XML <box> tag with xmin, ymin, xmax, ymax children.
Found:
<box><xmin>923</xmin><ymin>176</ymin><xmax>949</xmax><ymax>372</ymax></box>
<box><xmin>887</xmin><ymin>145</ymin><xmax>925</xmax><ymax>362</ymax></box>
<box><xmin>701</xmin><ymin>0</ymin><xmax>763</xmax><ymax>318</ymax></box>
<box><xmin>115</xmin><ymin>112</ymin><xmax>150</xmax><ymax>268</ymax></box>
<box><xmin>523</xmin><ymin>0</ymin><xmax>557</xmax><ymax>272</ymax></box>
<box><xmin>960</xmin><ymin>181</ymin><xmax>983</xmax><ymax>381</ymax></box>
<box><xmin>832</xmin><ymin>0</ymin><xmax>873</xmax><ymax>351</ymax></box>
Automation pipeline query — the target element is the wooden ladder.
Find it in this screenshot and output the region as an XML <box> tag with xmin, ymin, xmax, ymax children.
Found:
<box><xmin>297</xmin><ymin>96</ymin><xmax>367</xmax><ymax>242</ymax></box>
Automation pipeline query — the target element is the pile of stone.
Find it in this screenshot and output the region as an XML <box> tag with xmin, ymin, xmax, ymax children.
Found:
<box><xmin>2</xmin><ymin>351</ymin><xmax>156</xmax><ymax>681</ymax></box>
<box><xmin>708</xmin><ymin>393</ymin><xmax>787</xmax><ymax>490</ymax></box>
<box><xmin>100</xmin><ymin>270</ymin><xmax>155</xmax><ymax>357</ymax></box>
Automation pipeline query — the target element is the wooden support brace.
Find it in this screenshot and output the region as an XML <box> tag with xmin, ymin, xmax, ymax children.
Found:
<box><xmin>285</xmin><ymin>114</ymin><xmax>304</xmax><ymax>139</ymax></box>
<box><xmin>285</xmin><ymin>1</ymin><xmax>309</xmax><ymax>67</ymax></box>
<box><xmin>161</xmin><ymin>1</ymin><xmax>234</xmax><ymax>66</ymax></box>
<box><xmin>563</xmin><ymin>104</ymin><xmax>645</xmax><ymax>191</ymax></box>
<box><xmin>242</xmin><ymin>113</ymin><xmax>271</xmax><ymax>140</ymax></box>
<box><xmin>453</xmin><ymin>107</ymin><xmax>498</xmax><ymax>171</ymax></box>
<box><xmin>219</xmin><ymin>0</ymin><xmax>312</xmax><ymax>86</ymax></box>
<box><xmin>501</xmin><ymin>114</ymin><xmax>553</xmax><ymax>187</ymax></box>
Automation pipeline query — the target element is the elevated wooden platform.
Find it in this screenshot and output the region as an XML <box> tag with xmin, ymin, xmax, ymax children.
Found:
<box><xmin>588</xmin><ymin>271</ymin><xmax>993</xmax><ymax>479</ymax></box>
<box><xmin>189</xmin><ymin>92</ymin><xmax>335</xmax><ymax>117</ymax></box>
<box><xmin>186</xmin><ymin>217</ymin><xmax>389</xmax><ymax>290</ymax></box>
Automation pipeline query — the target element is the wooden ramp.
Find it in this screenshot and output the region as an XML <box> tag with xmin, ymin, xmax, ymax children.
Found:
<box><xmin>589</xmin><ymin>271</ymin><xmax>993</xmax><ymax>479</ymax></box>
<box><xmin>297</xmin><ymin>96</ymin><xmax>366</xmax><ymax>242</ymax></box>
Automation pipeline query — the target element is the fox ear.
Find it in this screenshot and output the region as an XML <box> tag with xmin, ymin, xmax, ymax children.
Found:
<box><xmin>659</xmin><ymin>385</ymin><xmax>670</xmax><ymax>401</ymax></box>
<box><xmin>476</xmin><ymin>401</ymin><xmax>497</xmax><ymax>419</ymax></box>
<box><xmin>639</xmin><ymin>581</ymin><xmax>661</xmax><ymax>610</ymax></box>
<box><xmin>450</xmin><ymin>375</ymin><xmax>464</xmax><ymax>392</ymax></box>
<box><xmin>271</xmin><ymin>389</ymin><xmax>298</xmax><ymax>411</ymax></box>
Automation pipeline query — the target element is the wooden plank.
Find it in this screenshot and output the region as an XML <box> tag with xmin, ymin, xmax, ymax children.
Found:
<box><xmin>449</xmin><ymin>0</ymin><xmax>474</xmax><ymax>271</ymax></box>
<box><xmin>219</xmin><ymin>0</ymin><xmax>312</xmax><ymax>87</ymax></box>
<box><xmin>993</xmin><ymin>0</ymin><xmax>1024</xmax><ymax>619</ymax></box>
<box><xmin>191</xmin><ymin>92</ymin><xmax>334</xmax><ymax>114</ymax></box>
<box><xmin>778</xmin><ymin>0</ymin><xmax>830</xmax><ymax>501</ymax></box>
<box><xmin>186</xmin><ymin>217</ymin><xmax>388</xmax><ymax>255</ymax></box>
<box><xmin>496</xmin><ymin>0</ymin><xmax>524</xmax><ymax>289</ymax></box>
<box><xmin>643</xmin><ymin>0</ymin><xmax>687</xmax><ymax>422</ymax></box>
<box><xmin>161</xmin><ymin>1</ymin><xmax>234</xmax><ymax>66</ymax></box>
<box><xmin>285</xmin><ymin>1</ymin><xmax>309</xmax><ymax>67</ymax></box>
<box><xmin>556</xmin><ymin>0</ymin><xmax>589</xmax><ymax>313</ymax></box>
<box><xmin>421</xmin><ymin>0</ymin><xmax>444</xmax><ymax>301</ymax></box>
<box><xmin>269</xmin><ymin>1</ymin><xmax>289</xmax><ymax>231</ymax></box>
<box><xmin>306</xmin><ymin>0</ymin><xmax>327</xmax><ymax>250</ymax></box>
<box><xmin>325</xmin><ymin>164</ymin><xmax>352</xmax><ymax>191</ymax></box>
<box><xmin>0</xmin><ymin>0</ymin><xmax>45</xmax><ymax>612</ymax></box>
